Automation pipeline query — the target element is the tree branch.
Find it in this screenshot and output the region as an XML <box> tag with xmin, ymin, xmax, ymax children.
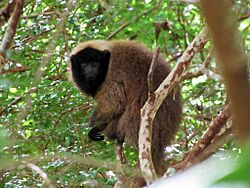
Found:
<box><xmin>15</xmin><ymin>0</ymin><xmax>74</xmax><ymax>123</ymax></box>
<box><xmin>147</xmin><ymin>46</ymin><xmax>161</xmax><ymax>94</ymax></box>
<box><xmin>0</xmin><ymin>0</ymin><xmax>25</xmax><ymax>72</ymax></box>
<box><xmin>107</xmin><ymin>0</ymin><xmax>162</xmax><ymax>40</ymax></box>
<box><xmin>0</xmin><ymin>87</ymin><xmax>38</xmax><ymax>117</ymax></box>
<box><xmin>0</xmin><ymin>66</ymin><xmax>30</xmax><ymax>74</ymax></box>
<box><xmin>54</xmin><ymin>104</ymin><xmax>93</xmax><ymax>128</ymax></box>
<box><xmin>180</xmin><ymin>48</ymin><xmax>214</xmax><ymax>81</ymax></box>
<box><xmin>22</xmin><ymin>161</ymin><xmax>55</xmax><ymax>188</ymax></box>
<box><xmin>138</xmin><ymin>46</ymin><xmax>162</xmax><ymax>183</ymax></box>
<box><xmin>201</xmin><ymin>0</ymin><xmax>250</xmax><ymax>142</ymax></box>
<box><xmin>139</xmin><ymin>27</ymin><xmax>208</xmax><ymax>185</ymax></box>
<box><xmin>172</xmin><ymin>104</ymin><xmax>231</xmax><ymax>171</ymax></box>
<box><xmin>22</xmin><ymin>11</ymin><xmax>61</xmax><ymax>19</ymax></box>
<box><xmin>0</xmin><ymin>0</ymin><xmax>17</xmax><ymax>27</ymax></box>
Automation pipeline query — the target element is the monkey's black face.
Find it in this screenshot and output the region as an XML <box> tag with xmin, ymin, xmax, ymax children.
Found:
<box><xmin>70</xmin><ymin>47</ymin><xmax>110</xmax><ymax>96</ymax></box>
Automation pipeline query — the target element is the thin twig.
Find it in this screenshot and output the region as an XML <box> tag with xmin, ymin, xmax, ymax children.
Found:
<box><xmin>107</xmin><ymin>0</ymin><xmax>162</xmax><ymax>40</ymax></box>
<box><xmin>22</xmin><ymin>28</ymin><xmax>55</xmax><ymax>43</ymax></box>
<box><xmin>147</xmin><ymin>46</ymin><xmax>160</xmax><ymax>94</ymax></box>
<box><xmin>22</xmin><ymin>161</ymin><xmax>55</xmax><ymax>188</ymax></box>
<box><xmin>54</xmin><ymin>104</ymin><xmax>93</xmax><ymax>128</ymax></box>
<box><xmin>0</xmin><ymin>153</ymin><xmax>141</xmax><ymax>178</ymax></box>
<box><xmin>238</xmin><ymin>9</ymin><xmax>250</xmax><ymax>21</ymax></box>
<box><xmin>15</xmin><ymin>0</ymin><xmax>74</xmax><ymax>125</ymax></box>
<box><xmin>22</xmin><ymin>11</ymin><xmax>61</xmax><ymax>19</ymax></box>
<box><xmin>0</xmin><ymin>87</ymin><xmax>38</xmax><ymax>116</ymax></box>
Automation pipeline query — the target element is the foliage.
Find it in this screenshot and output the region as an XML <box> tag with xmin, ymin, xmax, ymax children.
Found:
<box><xmin>0</xmin><ymin>0</ymin><xmax>249</xmax><ymax>187</ymax></box>
<box><xmin>214</xmin><ymin>145</ymin><xmax>250</xmax><ymax>187</ymax></box>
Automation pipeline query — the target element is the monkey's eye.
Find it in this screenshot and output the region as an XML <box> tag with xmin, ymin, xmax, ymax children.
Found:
<box><xmin>80</xmin><ymin>62</ymin><xmax>88</xmax><ymax>69</ymax></box>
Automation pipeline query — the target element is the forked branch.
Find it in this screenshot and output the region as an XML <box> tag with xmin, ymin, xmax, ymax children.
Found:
<box><xmin>139</xmin><ymin>27</ymin><xmax>208</xmax><ymax>185</ymax></box>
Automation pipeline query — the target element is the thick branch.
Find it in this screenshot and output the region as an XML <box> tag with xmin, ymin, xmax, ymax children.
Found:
<box><xmin>201</xmin><ymin>0</ymin><xmax>250</xmax><ymax>142</ymax></box>
<box><xmin>139</xmin><ymin>27</ymin><xmax>208</xmax><ymax>185</ymax></box>
<box><xmin>0</xmin><ymin>0</ymin><xmax>25</xmax><ymax>72</ymax></box>
<box><xmin>173</xmin><ymin>104</ymin><xmax>231</xmax><ymax>171</ymax></box>
<box><xmin>0</xmin><ymin>66</ymin><xmax>30</xmax><ymax>74</ymax></box>
<box><xmin>198</xmin><ymin>123</ymin><xmax>233</xmax><ymax>161</ymax></box>
<box><xmin>180</xmin><ymin>48</ymin><xmax>213</xmax><ymax>81</ymax></box>
<box><xmin>0</xmin><ymin>0</ymin><xmax>17</xmax><ymax>27</ymax></box>
<box><xmin>138</xmin><ymin>47</ymin><xmax>162</xmax><ymax>183</ymax></box>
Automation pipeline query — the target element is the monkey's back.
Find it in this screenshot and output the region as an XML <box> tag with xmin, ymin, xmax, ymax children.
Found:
<box><xmin>100</xmin><ymin>40</ymin><xmax>182</xmax><ymax>175</ymax></box>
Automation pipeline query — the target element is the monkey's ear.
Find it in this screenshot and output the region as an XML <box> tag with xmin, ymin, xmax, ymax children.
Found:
<box><xmin>70</xmin><ymin>55</ymin><xmax>76</xmax><ymax>68</ymax></box>
<box><xmin>103</xmin><ymin>50</ymin><xmax>111</xmax><ymax>60</ymax></box>
<box><xmin>70</xmin><ymin>56</ymin><xmax>74</xmax><ymax>63</ymax></box>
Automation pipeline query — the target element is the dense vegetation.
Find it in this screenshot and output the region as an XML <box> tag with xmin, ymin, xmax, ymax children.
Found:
<box><xmin>0</xmin><ymin>0</ymin><xmax>249</xmax><ymax>187</ymax></box>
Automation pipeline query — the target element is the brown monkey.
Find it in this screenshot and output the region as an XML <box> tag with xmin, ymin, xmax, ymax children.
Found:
<box><xmin>69</xmin><ymin>40</ymin><xmax>182</xmax><ymax>177</ymax></box>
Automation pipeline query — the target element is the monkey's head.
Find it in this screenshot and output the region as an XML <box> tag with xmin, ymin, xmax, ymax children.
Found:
<box><xmin>69</xmin><ymin>41</ymin><xmax>111</xmax><ymax>97</ymax></box>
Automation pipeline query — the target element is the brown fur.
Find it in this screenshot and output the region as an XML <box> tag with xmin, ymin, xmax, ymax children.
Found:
<box><xmin>70</xmin><ymin>40</ymin><xmax>182</xmax><ymax>177</ymax></box>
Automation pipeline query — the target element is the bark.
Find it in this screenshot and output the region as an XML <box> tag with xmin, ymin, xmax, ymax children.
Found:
<box><xmin>139</xmin><ymin>28</ymin><xmax>208</xmax><ymax>184</ymax></box>
<box><xmin>200</xmin><ymin>0</ymin><xmax>250</xmax><ymax>142</ymax></box>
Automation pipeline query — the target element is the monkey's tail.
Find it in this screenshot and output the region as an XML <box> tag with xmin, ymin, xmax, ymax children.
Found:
<box><xmin>152</xmin><ymin>143</ymin><xmax>169</xmax><ymax>176</ymax></box>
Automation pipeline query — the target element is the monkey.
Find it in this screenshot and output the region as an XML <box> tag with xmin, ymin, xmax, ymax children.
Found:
<box><xmin>69</xmin><ymin>40</ymin><xmax>182</xmax><ymax>178</ymax></box>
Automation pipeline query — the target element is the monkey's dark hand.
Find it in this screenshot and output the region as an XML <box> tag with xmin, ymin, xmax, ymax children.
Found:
<box><xmin>88</xmin><ymin>127</ymin><xmax>105</xmax><ymax>141</ymax></box>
